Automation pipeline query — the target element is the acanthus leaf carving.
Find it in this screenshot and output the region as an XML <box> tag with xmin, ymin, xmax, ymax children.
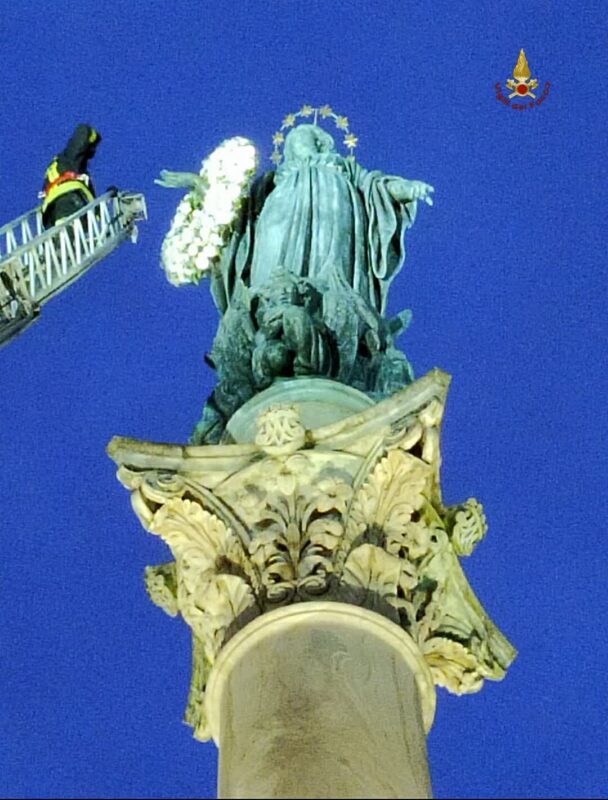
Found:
<box><xmin>246</xmin><ymin>472</ymin><xmax>353</xmax><ymax>603</ymax></box>
<box><xmin>148</xmin><ymin>497</ymin><xmax>260</xmax><ymax>665</ymax></box>
<box><xmin>109</xmin><ymin>371</ymin><xmax>516</xmax><ymax>742</ymax></box>
<box><xmin>144</xmin><ymin>562</ymin><xmax>179</xmax><ymax>618</ymax></box>
<box><xmin>337</xmin><ymin>447</ymin><xmax>430</xmax><ymax>572</ymax></box>
<box><xmin>422</xmin><ymin>637</ymin><xmax>484</xmax><ymax>694</ymax></box>
<box><xmin>341</xmin><ymin>543</ymin><xmax>417</xmax><ymax>620</ymax></box>
<box><xmin>446</xmin><ymin>497</ymin><xmax>488</xmax><ymax>556</ymax></box>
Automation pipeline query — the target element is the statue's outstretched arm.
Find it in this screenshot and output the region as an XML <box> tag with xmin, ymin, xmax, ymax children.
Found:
<box><xmin>387</xmin><ymin>178</ymin><xmax>435</xmax><ymax>206</ymax></box>
<box><xmin>155</xmin><ymin>170</ymin><xmax>206</xmax><ymax>195</ymax></box>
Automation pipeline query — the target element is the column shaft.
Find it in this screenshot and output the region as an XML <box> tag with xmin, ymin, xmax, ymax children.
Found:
<box><xmin>207</xmin><ymin>604</ymin><xmax>433</xmax><ymax>799</ymax></box>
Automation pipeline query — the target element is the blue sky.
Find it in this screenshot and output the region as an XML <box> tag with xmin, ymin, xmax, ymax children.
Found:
<box><xmin>1</xmin><ymin>1</ymin><xmax>606</xmax><ymax>798</ymax></box>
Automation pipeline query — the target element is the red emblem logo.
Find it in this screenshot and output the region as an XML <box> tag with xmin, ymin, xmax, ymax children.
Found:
<box><xmin>495</xmin><ymin>49</ymin><xmax>551</xmax><ymax>110</ymax></box>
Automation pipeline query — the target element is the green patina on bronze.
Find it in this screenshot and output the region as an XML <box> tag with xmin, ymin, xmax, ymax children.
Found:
<box><xmin>162</xmin><ymin>123</ymin><xmax>434</xmax><ymax>443</ymax></box>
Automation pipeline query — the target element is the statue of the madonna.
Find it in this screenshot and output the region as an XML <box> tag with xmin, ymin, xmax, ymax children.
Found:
<box><xmin>157</xmin><ymin>108</ymin><xmax>434</xmax><ymax>443</ymax></box>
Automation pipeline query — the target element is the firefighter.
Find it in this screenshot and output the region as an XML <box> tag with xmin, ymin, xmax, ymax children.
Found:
<box><xmin>41</xmin><ymin>124</ymin><xmax>101</xmax><ymax>229</ymax></box>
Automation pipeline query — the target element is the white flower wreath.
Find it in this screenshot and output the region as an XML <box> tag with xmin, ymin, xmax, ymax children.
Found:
<box><xmin>160</xmin><ymin>137</ymin><xmax>258</xmax><ymax>286</ymax></box>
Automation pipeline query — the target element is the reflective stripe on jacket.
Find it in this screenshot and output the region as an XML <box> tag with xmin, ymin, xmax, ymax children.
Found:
<box><xmin>41</xmin><ymin>160</ymin><xmax>94</xmax><ymax>214</ymax></box>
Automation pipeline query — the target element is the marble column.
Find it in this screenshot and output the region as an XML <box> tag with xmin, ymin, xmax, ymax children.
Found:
<box><xmin>207</xmin><ymin>603</ymin><xmax>435</xmax><ymax>799</ymax></box>
<box><xmin>108</xmin><ymin>370</ymin><xmax>516</xmax><ymax>799</ymax></box>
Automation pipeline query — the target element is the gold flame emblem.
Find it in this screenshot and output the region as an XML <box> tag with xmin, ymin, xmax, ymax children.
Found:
<box><xmin>506</xmin><ymin>49</ymin><xmax>539</xmax><ymax>98</ymax></box>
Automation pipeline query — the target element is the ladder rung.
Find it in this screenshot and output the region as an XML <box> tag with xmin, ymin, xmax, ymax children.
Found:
<box><xmin>0</xmin><ymin>190</ymin><xmax>147</xmax><ymax>347</ymax></box>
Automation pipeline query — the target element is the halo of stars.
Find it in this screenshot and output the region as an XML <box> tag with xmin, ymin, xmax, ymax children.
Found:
<box><xmin>270</xmin><ymin>104</ymin><xmax>359</xmax><ymax>165</ymax></box>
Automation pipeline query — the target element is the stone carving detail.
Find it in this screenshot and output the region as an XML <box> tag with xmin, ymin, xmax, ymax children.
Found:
<box><xmin>254</xmin><ymin>403</ymin><xmax>306</xmax><ymax>454</ymax></box>
<box><xmin>109</xmin><ymin>370</ymin><xmax>516</xmax><ymax>741</ymax></box>
<box><xmin>144</xmin><ymin>562</ymin><xmax>179</xmax><ymax>617</ymax></box>
<box><xmin>447</xmin><ymin>497</ymin><xmax>488</xmax><ymax>556</ymax></box>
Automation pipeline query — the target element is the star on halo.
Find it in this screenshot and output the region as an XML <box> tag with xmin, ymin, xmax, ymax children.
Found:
<box><xmin>270</xmin><ymin>105</ymin><xmax>358</xmax><ymax>164</ymax></box>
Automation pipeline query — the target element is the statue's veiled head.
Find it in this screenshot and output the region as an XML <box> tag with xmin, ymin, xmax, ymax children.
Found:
<box><xmin>284</xmin><ymin>125</ymin><xmax>336</xmax><ymax>162</ymax></box>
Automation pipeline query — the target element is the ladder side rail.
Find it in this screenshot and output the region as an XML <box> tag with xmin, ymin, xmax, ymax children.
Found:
<box><xmin>61</xmin><ymin>225</ymin><xmax>79</xmax><ymax>281</ymax></box>
<box><xmin>0</xmin><ymin>206</ymin><xmax>40</xmax><ymax>241</ymax></box>
<box><xmin>34</xmin><ymin>242</ymin><xmax>54</xmax><ymax>302</ymax></box>
<box><xmin>16</xmin><ymin>237</ymin><xmax>47</xmax><ymax>299</ymax></box>
<box><xmin>93</xmin><ymin>197</ymin><xmax>113</xmax><ymax>247</ymax></box>
<box><xmin>17</xmin><ymin>247</ymin><xmax>37</xmax><ymax>303</ymax></box>
<box><xmin>98</xmin><ymin>198</ymin><xmax>111</xmax><ymax>237</ymax></box>
<box><xmin>59</xmin><ymin>227</ymin><xmax>68</xmax><ymax>278</ymax></box>
<box><xmin>0</xmin><ymin>191</ymin><xmax>145</xmax><ymax>308</ymax></box>
<box><xmin>107</xmin><ymin>198</ymin><xmax>120</xmax><ymax>238</ymax></box>
<box><xmin>100</xmin><ymin>195</ymin><xmax>120</xmax><ymax>240</ymax></box>
<box><xmin>84</xmin><ymin>196</ymin><xmax>114</xmax><ymax>254</ymax></box>
<box><xmin>2</xmin><ymin>221</ymin><xmax>71</xmax><ymax>303</ymax></box>
<box><xmin>73</xmin><ymin>216</ymin><xmax>86</xmax><ymax>263</ymax></box>
<box><xmin>87</xmin><ymin>206</ymin><xmax>98</xmax><ymax>252</ymax></box>
<box><xmin>110</xmin><ymin>195</ymin><xmax>120</xmax><ymax>234</ymax></box>
<box><xmin>108</xmin><ymin>195</ymin><xmax>126</xmax><ymax>235</ymax></box>
<box><xmin>106</xmin><ymin>196</ymin><xmax>121</xmax><ymax>238</ymax></box>
<box><xmin>1</xmin><ymin>194</ymin><xmax>108</xmax><ymax>277</ymax></box>
<box><xmin>0</xmin><ymin>191</ymin><xmax>116</xmax><ymax>255</ymax></box>
<box><xmin>43</xmin><ymin>225</ymin><xmax>79</xmax><ymax>298</ymax></box>
<box><xmin>44</xmin><ymin>236</ymin><xmax>59</xmax><ymax>291</ymax></box>
<box><xmin>46</xmin><ymin>226</ymin><xmax>71</xmax><ymax>292</ymax></box>
<box><xmin>0</xmin><ymin>206</ymin><xmax>40</xmax><ymax>237</ymax></box>
<box><xmin>30</xmin><ymin>194</ymin><xmax>128</xmax><ymax>305</ymax></box>
<box><xmin>20</xmin><ymin>216</ymin><xmax>37</xmax><ymax>248</ymax></box>
<box><xmin>33</xmin><ymin>225</ymin><xmax>133</xmax><ymax>306</ymax></box>
<box><xmin>69</xmin><ymin>213</ymin><xmax>94</xmax><ymax>268</ymax></box>
<box><xmin>27</xmin><ymin>245</ymin><xmax>39</xmax><ymax>298</ymax></box>
<box><xmin>0</xmin><ymin>208</ymin><xmax>42</xmax><ymax>259</ymax></box>
<box><xmin>1</xmin><ymin>191</ymin><xmax>147</xmax><ymax>347</ymax></box>
<box><xmin>43</xmin><ymin>228</ymin><xmax>65</xmax><ymax>296</ymax></box>
<box><xmin>29</xmin><ymin>240</ymin><xmax>44</xmax><ymax>297</ymax></box>
<box><xmin>0</xmin><ymin>191</ymin><xmax>140</xmax><ymax>260</ymax></box>
<box><xmin>24</xmin><ymin>244</ymin><xmax>43</xmax><ymax>299</ymax></box>
<box><xmin>5</xmin><ymin>228</ymin><xmax>19</xmax><ymax>257</ymax></box>
<box><xmin>35</xmin><ymin>210</ymin><xmax>44</xmax><ymax>237</ymax></box>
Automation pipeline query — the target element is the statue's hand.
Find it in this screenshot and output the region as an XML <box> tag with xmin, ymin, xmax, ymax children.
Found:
<box><xmin>387</xmin><ymin>178</ymin><xmax>435</xmax><ymax>206</ymax></box>
<box><xmin>155</xmin><ymin>170</ymin><xmax>205</xmax><ymax>193</ymax></box>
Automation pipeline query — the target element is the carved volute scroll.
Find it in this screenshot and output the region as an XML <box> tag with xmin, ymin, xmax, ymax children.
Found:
<box><xmin>108</xmin><ymin>369</ymin><xmax>516</xmax><ymax>741</ymax></box>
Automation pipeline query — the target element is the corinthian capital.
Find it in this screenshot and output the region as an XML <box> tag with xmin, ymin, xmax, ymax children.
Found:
<box><xmin>108</xmin><ymin>369</ymin><xmax>515</xmax><ymax>740</ymax></box>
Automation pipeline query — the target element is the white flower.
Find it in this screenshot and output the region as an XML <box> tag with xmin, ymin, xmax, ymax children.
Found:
<box><xmin>161</xmin><ymin>136</ymin><xmax>258</xmax><ymax>285</ymax></box>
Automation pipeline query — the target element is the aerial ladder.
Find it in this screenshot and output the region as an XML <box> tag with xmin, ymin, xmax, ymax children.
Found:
<box><xmin>0</xmin><ymin>189</ymin><xmax>147</xmax><ymax>348</ymax></box>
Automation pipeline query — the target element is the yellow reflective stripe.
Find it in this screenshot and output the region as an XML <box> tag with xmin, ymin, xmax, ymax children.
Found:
<box><xmin>45</xmin><ymin>160</ymin><xmax>60</xmax><ymax>183</ymax></box>
<box><xmin>41</xmin><ymin>180</ymin><xmax>94</xmax><ymax>213</ymax></box>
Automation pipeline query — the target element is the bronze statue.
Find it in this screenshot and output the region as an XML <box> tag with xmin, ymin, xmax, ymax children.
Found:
<box><xmin>157</xmin><ymin>110</ymin><xmax>434</xmax><ymax>443</ymax></box>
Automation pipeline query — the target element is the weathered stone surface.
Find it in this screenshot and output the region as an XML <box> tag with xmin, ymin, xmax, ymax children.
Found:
<box><xmin>207</xmin><ymin>603</ymin><xmax>434</xmax><ymax>799</ymax></box>
<box><xmin>108</xmin><ymin>369</ymin><xmax>516</xmax><ymax>743</ymax></box>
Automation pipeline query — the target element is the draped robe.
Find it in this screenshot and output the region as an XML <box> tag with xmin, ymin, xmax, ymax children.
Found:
<box><xmin>211</xmin><ymin>152</ymin><xmax>417</xmax><ymax>318</ymax></box>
